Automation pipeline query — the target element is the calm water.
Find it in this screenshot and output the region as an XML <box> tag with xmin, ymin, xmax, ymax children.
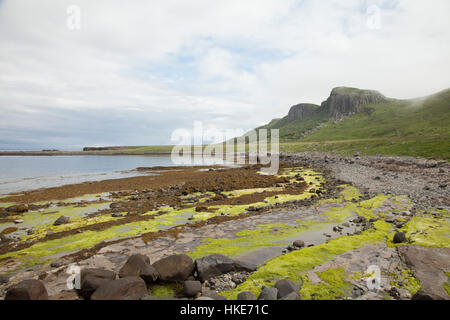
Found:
<box><xmin>0</xmin><ymin>155</ymin><xmax>180</xmax><ymax>195</ymax></box>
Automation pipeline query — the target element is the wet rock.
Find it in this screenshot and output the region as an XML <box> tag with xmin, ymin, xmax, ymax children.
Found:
<box><xmin>119</xmin><ymin>254</ymin><xmax>159</xmax><ymax>284</ymax></box>
<box><xmin>237</xmin><ymin>291</ymin><xmax>257</xmax><ymax>300</ymax></box>
<box><xmin>78</xmin><ymin>268</ymin><xmax>117</xmax><ymax>300</ymax></box>
<box><xmin>352</xmin><ymin>216</ymin><xmax>366</xmax><ymax>224</ymax></box>
<box><xmin>183</xmin><ymin>280</ymin><xmax>202</xmax><ymax>297</ymax></box>
<box><xmin>153</xmin><ymin>254</ymin><xmax>194</xmax><ymax>282</ymax></box>
<box><xmin>195</xmin><ymin>253</ymin><xmax>256</xmax><ymax>282</ymax></box>
<box><xmin>91</xmin><ymin>276</ymin><xmax>147</xmax><ymax>300</ymax></box>
<box><xmin>393</xmin><ymin>232</ymin><xmax>407</xmax><ymax>243</ymax></box>
<box><xmin>54</xmin><ymin>215</ymin><xmax>70</xmax><ymax>226</ymax></box>
<box><xmin>5</xmin><ymin>279</ymin><xmax>48</xmax><ymax>300</ymax></box>
<box><xmin>6</xmin><ymin>204</ymin><xmax>28</xmax><ymax>213</ymax></box>
<box><xmin>257</xmin><ymin>286</ymin><xmax>278</xmax><ymax>300</ymax></box>
<box><xmin>111</xmin><ymin>212</ymin><xmax>123</xmax><ymax>217</ymax></box>
<box><xmin>292</xmin><ymin>240</ymin><xmax>305</xmax><ymax>248</ymax></box>
<box><xmin>274</xmin><ymin>279</ymin><xmax>301</xmax><ymax>299</ymax></box>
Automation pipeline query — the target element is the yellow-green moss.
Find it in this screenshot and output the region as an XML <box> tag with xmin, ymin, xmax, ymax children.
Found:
<box><xmin>400</xmin><ymin>212</ymin><xmax>450</xmax><ymax>248</ymax></box>
<box><xmin>148</xmin><ymin>284</ymin><xmax>180</xmax><ymax>298</ymax></box>
<box><xmin>300</xmin><ymin>267</ymin><xmax>354</xmax><ymax>300</ymax></box>
<box><xmin>221</xmin><ymin>220</ymin><xmax>393</xmax><ymax>299</ymax></box>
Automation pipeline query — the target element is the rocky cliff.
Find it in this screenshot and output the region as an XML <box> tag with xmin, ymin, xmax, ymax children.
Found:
<box><xmin>287</xmin><ymin>103</ymin><xmax>319</xmax><ymax>122</ymax></box>
<box><xmin>321</xmin><ymin>87</ymin><xmax>387</xmax><ymax>119</ymax></box>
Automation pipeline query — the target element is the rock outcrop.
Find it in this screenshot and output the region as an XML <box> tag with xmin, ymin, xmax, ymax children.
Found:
<box><xmin>321</xmin><ymin>87</ymin><xmax>386</xmax><ymax>119</ymax></box>
<box><xmin>5</xmin><ymin>279</ymin><xmax>48</xmax><ymax>300</ymax></box>
<box><xmin>287</xmin><ymin>103</ymin><xmax>319</xmax><ymax>122</ymax></box>
<box><xmin>398</xmin><ymin>245</ymin><xmax>450</xmax><ymax>300</ymax></box>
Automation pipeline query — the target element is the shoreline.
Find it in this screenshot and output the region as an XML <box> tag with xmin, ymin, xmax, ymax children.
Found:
<box><xmin>0</xmin><ymin>153</ymin><xmax>448</xmax><ymax>300</ymax></box>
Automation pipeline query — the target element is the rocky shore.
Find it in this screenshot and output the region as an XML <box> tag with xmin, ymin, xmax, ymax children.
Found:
<box><xmin>0</xmin><ymin>153</ymin><xmax>448</xmax><ymax>300</ymax></box>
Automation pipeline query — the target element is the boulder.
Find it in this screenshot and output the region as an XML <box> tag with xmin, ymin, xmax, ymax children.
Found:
<box><xmin>274</xmin><ymin>279</ymin><xmax>301</xmax><ymax>299</ymax></box>
<box><xmin>257</xmin><ymin>286</ymin><xmax>278</xmax><ymax>300</ymax></box>
<box><xmin>292</xmin><ymin>240</ymin><xmax>305</xmax><ymax>248</ymax></box>
<box><xmin>393</xmin><ymin>232</ymin><xmax>407</xmax><ymax>244</ymax></box>
<box><xmin>119</xmin><ymin>254</ymin><xmax>159</xmax><ymax>284</ymax></box>
<box><xmin>196</xmin><ymin>296</ymin><xmax>214</xmax><ymax>300</ymax></box>
<box><xmin>201</xmin><ymin>288</ymin><xmax>227</xmax><ymax>300</ymax></box>
<box><xmin>6</xmin><ymin>204</ymin><xmax>28</xmax><ymax>213</ymax></box>
<box><xmin>152</xmin><ymin>254</ymin><xmax>194</xmax><ymax>282</ymax></box>
<box><xmin>90</xmin><ymin>277</ymin><xmax>147</xmax><ymax>300</ymax></box>
<box><xmin>78</xmin><ymin>268</ymin><xmax>116</xmax><ymax>300</ymax></box>
<box><xmin>195</xmin><ymin>253</ymin><xmax>256</xmax><ymax>282</ymax></box>
<box><xmin>279</xmin><ymin>292</ymin><xmax>301</xmax><ymax>300</ymax></box>
<box><xmin>183</xmin><ymin>280</ymin><xmax>202</xmax><ymax>297</ymax></box>
<box><xmin>5</xmin><ymin>279</ymin><xmax>48</xmax><ymax>300</ymax></box>
<box><xmin>237</xmin><ymin>291</ymin><xmax>257</xmax><ymax>300</ymax></box>
<box><xmin>54</xmin><ymin>216</ymin><xmax>70</xmax><ymax>226</ymax></box>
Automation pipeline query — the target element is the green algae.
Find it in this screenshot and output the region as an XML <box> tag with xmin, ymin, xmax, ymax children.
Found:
<box><xmin>148</xmin><ymin>284</ymin><xmax>179</xmax><ymax>298</ymax></box>
<box><xmin>338</xmin><ymin>185</ymin><xmax>360</xmax><ymax>201</ymax></box>
<box><xmin>389</xmin><ymin>268</ymin><xmax>421</xmax><ymax>295</ymax></box>
<box><xmin>300</xmin><ymin>267</ymin><xmax>354</xmax><ymax>300</ymax></box>
<box><xmin>220</xmin><ymin>220</ymin><xmax>393</xmax><ymax>299</ymax></box>
<box><xmin>400</xmin><ymin>212</ymin><xmax>450</xmax><ymax>248</ymax></box>
<box><xmin>444</xmin><ymin>272</ymin><xmax>450</xmax><ymax>296</ymax></box>
<box><xmin>188</xmin><ymin>201</ymin><xmax>355</xmax><ymax>260</ymax></box>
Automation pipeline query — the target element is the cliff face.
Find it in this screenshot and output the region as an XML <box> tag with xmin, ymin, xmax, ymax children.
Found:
<box><xmin>287</xmin><ymin>103</ymin><xmax>318</xmax><ymax>122</ymax></box>
<box><xmin>321</xmin><ymin>87</ymin><xmax>386</xmax><ymax>119</ymax></box>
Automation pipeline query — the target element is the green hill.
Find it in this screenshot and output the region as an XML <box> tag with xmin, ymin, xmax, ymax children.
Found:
<box><xmin>255</xmin><ymin>87</ymin><xmax>450</xmax><ymax>159</ymax></box>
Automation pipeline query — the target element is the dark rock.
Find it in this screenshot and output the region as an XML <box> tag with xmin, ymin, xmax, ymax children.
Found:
<box><xmin>274</xmin><ymin>279</ymin><xmax>301</xmax><ymax>299</ymax></box>
<box><xmin>257</xmin><ymin>286</ymin><xmax>278</xmax><ymax>300</ymax></box>
<box><xmin>183</xmin><ymin>280</ymin><xmax>202</xmax><ymax>297</ymax></box>
<box><xmin>292</xmin><ymin>240</ymin><xmax>305</xmax><ymax>248</ymax></box>
<box><xmin>393</xmin><ymin>232</ymin><xmax>407</xmax><ymax>243</ymax></box>
<box><xmin>412</xmin><ymin>290</ymin><xmax>434</xmax><ymax>300</ymax></box>
<box><xmin>0</xmin><ymin>274</ymin><xmax>9</xmax><ymax>284</ymax></box>
<box><xmin>78</xmin><ymin>268</ymin><xmax>116</xmax><ymax>300</ymax></box>
<box><xmin>6</xmin><ymin>204</ymin><xmax>28</xmax><ymax>213</ymax></box>
<box><xmin>352</xmin><ymin>216</ymin><xmax>366</xmax><ymax>224</ymax></box>
<box><xmin>53</xmin><ymin>216</ymin><xmax>70</xmax><ymax>226</ymax></box>
<box><xmin>91</xmin><ymin>277</ymin><xmax>147</xmax><ymax>300</ymax></box>
<box><xmin>201</xmin><ymin>288</ymin><xmax>227</xmax><ymax>300</ymax></box>
<box><xmin>5</xmin><ymin>279</ymin><xmax>48</xmax><ymax>300</ymax></box>
<box><xmin>195</xmin><ymin>253</ymin><xmax>256</xmax><ymax>282</ymax></box>
<box><xmin>119</xmin><ymin>254</ymin><xmax>159</xmax><ymax>284</ymax></box>
<box><xmin>111</xmin><ymin>213</ymin><xmax>123</xmax><ymax>217</ymax></box>
<box><xmin>237</xmin><ymin>291</ymin><xmax>257</xmax><ymax>300</ymax></box>
<box><xmin>153</xmin><ymin>254</ymin><xmax>194</xmax><ymax>282</ymax></box>
<box><xmin>279</xmin><ymin>292</ymin><xmax>300</xmax><ymax>300</ymax></box>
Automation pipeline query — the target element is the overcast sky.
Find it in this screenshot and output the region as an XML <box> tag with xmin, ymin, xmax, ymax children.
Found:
<box><xmin>0</xmin><ymin>0</ymin><xmax>449</xmax><ymax>150</ymax></box>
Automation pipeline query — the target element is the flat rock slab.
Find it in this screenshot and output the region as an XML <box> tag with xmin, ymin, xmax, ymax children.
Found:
<box><xmin>398</xmin><ymin>245</ymin><xmax>450</xmax><ymax>300</ymax></box>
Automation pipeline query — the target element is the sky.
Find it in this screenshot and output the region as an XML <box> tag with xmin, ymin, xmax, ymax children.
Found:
<box><xmin>0</xmin><ymin>0</ymin><xmax>449</xmax><ymax>150</ymax></box>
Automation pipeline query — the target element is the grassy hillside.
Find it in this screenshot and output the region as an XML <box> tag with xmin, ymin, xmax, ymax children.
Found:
<box><xmin>302</xmin><ymin>89</ymin><xmax>450</xmax><ymax>141</ymax></box>
<box><xmin>261</xmin><ymin>88</ymin><xmax>450</xmax><ymax>159</ymax></box>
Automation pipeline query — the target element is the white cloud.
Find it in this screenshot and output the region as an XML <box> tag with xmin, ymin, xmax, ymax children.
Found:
<box><xmin>0</xmin><ymin>0</ymin><xmax>449</xmax><ymax>149</ymax></box>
